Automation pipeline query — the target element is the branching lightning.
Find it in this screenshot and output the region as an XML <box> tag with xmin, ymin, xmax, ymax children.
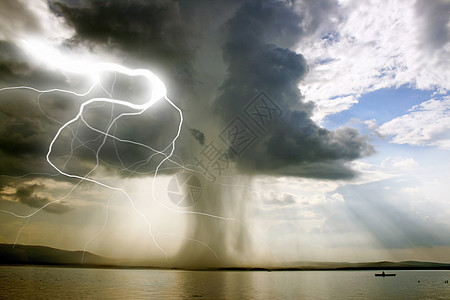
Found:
<box><xmin>0</xmin><ymin>39</ymin><xmax>224</xmax><ymax>263</ymax></box>
<box><xmin>0</xmin><ymin>39</ymin><xmax>281</xmax><ymax>267</ymax></box>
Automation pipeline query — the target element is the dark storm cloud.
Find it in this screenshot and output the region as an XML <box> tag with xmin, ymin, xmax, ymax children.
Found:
<box><xmin>189</xmin><ymin>128</ymin><xmax>205</xmax><ymax>145</ymax></box>
<box><xmin>215</xmin><ymin>0</ymin><xmax>310</xmax><ymax>116</ymax></box>
<box><xmin>0</xmin><ymin>93</ymin><xmax>57</xmax><ymax>177</ymax></box>
<box><xmin>177</xmin><ymin>1</ymin><xmax>371</xmax><ymax>267</ymax></box>
<box><xmin>0</xmin><ymin>77</ymin><xmax>81</xmax><ymax>178</ymax></box>
<box><xmin>68</xmin><ymin>100</ymin><xmax>183</xmax><ymax>176</ymax></box>
<box><xmin>0</xmin><ymin>41</ymin><xmax>31</xmax><ymax>80</ymax></box>
<box><xmin>0</xmin><ymin>37</ymin><xmax>181</xmax><ymax>179</ymax></box>
<box><xmin>0</xmin><ymin>0</ymin><xmax>372</xmax><ymax>183</ymax></box>
<box><xmin>15</xmin><ymin>183</ymin><xmax>71</xmax><ymax>214</ymax></box>
<box><xmin>214</xmin><ymin>0</ymin><xmax>373</xmax><ymax>178</ymax></box>
<box><xmin>17</xmin><ymin>0</ymin><xmax>201</xmax><ymax>178</ymax></box>
<box><xmin>53</xmin><ymin>0</ymin><xmax>195</xmax><ymax>82</ymax></box>
<box><xmin>0</xmin><ymin>73</ymin><xmax>183</xmax><ymax>180</ymax></box>
<box><xmin>0</xmin><ymin>5</ymin><xmax>78</xmax><ymax>177</ymax></box>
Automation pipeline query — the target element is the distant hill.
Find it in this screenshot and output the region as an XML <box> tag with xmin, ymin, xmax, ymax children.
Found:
<box><xmin>0</xmin><ymin>243</ymin><xmax>113</xmax><ymax>267</ymax></box>
<box><xmin>282</xmin><ymin>260</ymin><xmax>450</xmax><ymax>271</ymax></box>
<box><xmin>1</xmin><ymin>243</ymin><xmax>449</xmax><ymax>270</ymax></box>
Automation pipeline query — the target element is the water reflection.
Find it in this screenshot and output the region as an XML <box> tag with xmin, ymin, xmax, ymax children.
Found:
<box><xmin>177</xmin><ymin>270</ymin><xmax>255</xmax><ymax>298</ymax></box>
<box><xmin>0</xmin><ymin>267</ymin><xmax>449</xmax><ymax>299</ymax></box>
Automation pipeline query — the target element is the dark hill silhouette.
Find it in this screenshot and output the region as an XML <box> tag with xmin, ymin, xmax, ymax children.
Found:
<box><xmin>282</xmin><ymin>260</ymin><xmax>450</xmax><ymax>271</ymax></box>
<box><xmin>1</xmin><ymin>243</ymin><xmax>449</xmax><ymax>270</ymax></box>
<box><xmin>0</xmin><ymin>243</ymin><xmax>111</xmax><ymax>266</ymax></box>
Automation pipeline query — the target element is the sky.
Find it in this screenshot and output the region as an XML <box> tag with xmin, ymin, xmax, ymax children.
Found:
<box><xmin>0</xmin><ymin>0</ymin><xmax>449</xmax><ymax>267</ymax></box>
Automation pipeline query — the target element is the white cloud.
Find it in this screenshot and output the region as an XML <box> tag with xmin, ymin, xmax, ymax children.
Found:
<box><xmin>297</xmin><ymin>0</ymin><xmax>450</xmax><ymax>123</ymax></box>
<box><xmin>381</xmin><ymin>157</ymin><xmax>420</xmax><ymax>171</ymax></box>
<box><xmin>403</xmin><ymin>187</ymin><xmax>420</xmax><ymax>195</ymax></box>
<box><xmin>392</xmin><ymin>158</ymin><xmax>419</xmax><ymax>170</ymax></box>
<box><xmin>328</xmin><ymin>192</ymin><xmax>345</xmax><ymax>203</ymax></box>
<box><xmin>378</xmin><ymin>97</ymin><xmax>450</xmax><ymax>149</ymax></box>
<box><xmin>347</xmin><ymin>160</ymin><xmax>395</xmax><ymax>185</ymax></box>
<box><xmin>258</xmin><ymin>191</ymin><xmax>298</xmax><ymax>206</ymax></box>
<box><xmin>363</xmin><ymin>119</ymin><xmax>378</xmax><ymax>131</ymax></box>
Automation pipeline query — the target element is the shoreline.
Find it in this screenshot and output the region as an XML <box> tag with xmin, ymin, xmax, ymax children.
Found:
<box><xmin>1</xmin><ymin>263</ymin><xmax>450</xmax><ymax>271</ymax></box>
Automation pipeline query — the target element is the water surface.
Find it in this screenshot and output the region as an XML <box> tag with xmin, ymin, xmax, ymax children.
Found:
<box><xmin>0</xmin><ymin>266</ymin><xmax>449</xmax><ymax>299</ymax></box>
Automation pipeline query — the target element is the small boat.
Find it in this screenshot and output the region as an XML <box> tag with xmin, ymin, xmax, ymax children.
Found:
<box><xmin>375</xmin><ymin>272</ymin><xmax>396</xmax><ymax>277</ymax></box>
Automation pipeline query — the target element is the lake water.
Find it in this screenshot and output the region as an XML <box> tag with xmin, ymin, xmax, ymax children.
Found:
<box><xmin>0</xmin><ymin>266</ymin><xmax>449</xmax><ymax>299</ymax></box>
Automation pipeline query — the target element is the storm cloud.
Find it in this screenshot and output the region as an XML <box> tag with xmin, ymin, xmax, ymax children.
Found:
<box><xmin>53</xmin><ymin>0</ymin><xmax>195</xmax><ymax>83</ymax></box>
<box><xmin>214</xmin><ymin>0</ymin><xmax>373</xmax><ymax>178</ymax></box>
<box><xmin>1</xmin><ymin>0</ymin><xmax>448</xmax><ymax>267</ymax></box>
<box><xmin>0</xmin><ymin>0</ymin><xmax>373</xmax><ymax>183</ymax></box>
<box><xmin>15</xmin><ymin>183</ymin><xmax>71</xmax><ymax>214</ymax></box>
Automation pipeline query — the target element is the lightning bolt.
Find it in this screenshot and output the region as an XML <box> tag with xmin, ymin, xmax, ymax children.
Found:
<box><xmin>0</xmin><ymin>39</ymin><xmax>282</xmax><ymax>267</ymax></box>
<box><xmin>0</xmin><ymin>39</ymin><xmax>220</xmax><ymax>263</ymax></box>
